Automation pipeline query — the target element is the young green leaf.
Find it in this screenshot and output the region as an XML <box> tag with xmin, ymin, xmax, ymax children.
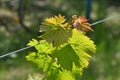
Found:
<box><xmin>40</xmin><ymin>14</ymin><xmax>72</xmax><ymax>47</ymax></box>
<box><xmin>26</xmin><ymin>52</ymin><xmax>52</xmax><ymax>72</ymax></box>
<box><xmin>46</xmin><ymin>69</ymin><xmax>75</xmax><ymax>80</ymax></box>
<box><xmin>28</xmin><ymin>39</ymin><xmax>54</xmax><ymax>54</ymax></box>
<box><xmin>51</xmin><ymin>29</ymin><xmax>96</xmax><ymax>72</ymax></box>
<box><xmin>52</xmin><ymin>44</ymin><xmax>80</xmax><ymax>70</ymax></box>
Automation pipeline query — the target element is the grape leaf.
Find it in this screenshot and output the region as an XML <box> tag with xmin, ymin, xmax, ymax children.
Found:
<box><xmin>69</xmin><ymin>29</ymin><xmax>96</xmax><ymax>68</ymax></box>
<box><xmin>51</xmin><ymin>29</ymin><xmax>96</xmax><ymax>71</ymax></box>
<box><xmin>57</xmin><ymin>70</ymin><xmax>75</xmax><ymax>80</ymax></box>
<box><xmin>52</xmin><ymin>44</ymin><xmax>80</xmax><ymax>70</ymax></box>
<box><xmin>27</xmin><ymin>39</ymin><xmax>54</xmax><ymax>54</ymax></box>
<box><xmin>46</xmin><ymin>69</ymin><xmax>75</xmax><ymax>80</ymax></box>
<box><xmin>27</xmin><ymin>38</ymin><xmax>38</xmax><ymax>46</ymax></box>
<box><xmin>40</xmin><ymin>14</ymin><xmax>72</xmax><ymax>47</ymax></box>
<box><xmin>26</xmin><ymin>52</ymin><xmax>52</xmax><ymax>72</ymax></box>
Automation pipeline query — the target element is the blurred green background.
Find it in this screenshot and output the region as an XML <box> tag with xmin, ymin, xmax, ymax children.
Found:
<box><xmin>0</xmin><ymin>0</ymin><xmax>120</xmax><ymax>80</ymax></box>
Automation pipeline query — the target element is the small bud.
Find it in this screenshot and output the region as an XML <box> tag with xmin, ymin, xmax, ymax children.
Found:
<box><xmin>71</xmin><ymin>15</ymin><xmax>93</xmax><ymax>32</ymax></box>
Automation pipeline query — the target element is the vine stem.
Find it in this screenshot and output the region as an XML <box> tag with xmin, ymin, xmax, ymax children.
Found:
<box><xmin>0</xmin><ymin>14</ymin><xmax>120</xmax><ymax>59</ymax></box>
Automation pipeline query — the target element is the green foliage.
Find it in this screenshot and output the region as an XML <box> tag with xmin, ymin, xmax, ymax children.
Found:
<box><xmin>26</xmin><ymin>52</ymin><xmax>52</xmax><ymax>72</ymax></box>
<box><xmin>46</xmin><ymin>70</ymin><xmax>75</xmax><ymax>80</ymax></box>
<box><xmin>26</xmin><ymin>14</ymin><xmax>96</xmax><ymax>80</ymax></box>
<box><xmin>40</xmin><ymin>14</ymin><xmax>72</xmax><ymax>47</ymax></box>
<box><xmin>27</xmin><ymin>39</ymin><xmax>54</xmax><ymax>54</ymax></box>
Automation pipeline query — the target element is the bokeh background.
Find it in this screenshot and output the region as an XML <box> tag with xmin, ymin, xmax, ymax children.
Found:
<box><xmin>0</xmin><ymin>0</ymin><xmax>120</xmax><ymax>80</ymax></box>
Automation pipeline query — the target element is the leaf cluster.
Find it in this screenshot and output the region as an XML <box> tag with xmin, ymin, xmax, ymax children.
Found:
<box><xmin>26</xmin><ymin>15</ymin><xmax>96</xmax><ymax>80</ymax></box>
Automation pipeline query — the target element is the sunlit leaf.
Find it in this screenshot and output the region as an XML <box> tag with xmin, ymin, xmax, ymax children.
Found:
<box><xmin>51</xmin><ymin>29</ymin><xmax>96</xmax><ymax>72</ymax></box>
<box><xmin>40</xmin><ymin>14</ymin><xmax>72</xmax><ymax>47</ymax></box>
<box><xmin>46</xmin><ymin>69</ymin><xmax>75</xmax><ymax>80</ymax></box>
<box><xmin>52</xmin><ymin>44</ymin><xmax>80</xmax><ymax>70</ymax></box>
<box><xmin>26</xmin><ymin>52</ymin><xmax>52</xmax><ymax>72</ymax></box>
<box><xmin>69</xmin><ymin>29</ymin><xmax>96</xmax><ymax>68</ymax></box>
<box><xmin>27</xmin><ymin>38</ymin><xmax>38</xmax><ymax>46</ymax></box>
<box><xmin>28</xmin><ymin>39</ymin><xmax>54</xmax><ymax>54</ymax></box>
